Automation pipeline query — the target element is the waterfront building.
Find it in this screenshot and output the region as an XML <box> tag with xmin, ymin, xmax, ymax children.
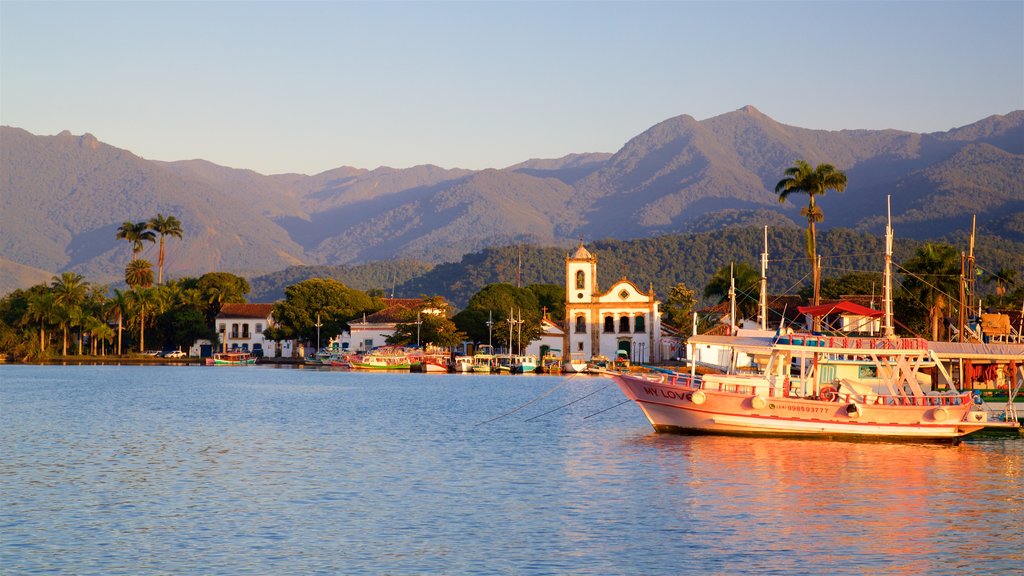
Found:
<box><xmin>563</xmin><ymin>243</ymin><xmax>662</xmax><ymax>363</ymax></box>
<box><xmin>213</xmin><ymin>303</ymin><xmax>292</xmax><ymax>358</ymax></box>
<box><xmin>346</xmin><ymin>298</ymin><xmax>442</xmax><ymax>353</ymax></box>
<box><xmin>522</xmin><ymin>315</ymin><xmax>565</xmax><ymax>360</ymax></box>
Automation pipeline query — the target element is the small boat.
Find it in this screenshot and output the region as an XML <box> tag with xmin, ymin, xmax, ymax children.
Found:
<box><xmin>350</xmin><ymin>347</ymin><xmax>412</xmax><ymax>370</ymax></box>
<box><xmin>471</xmin><ymin>345</ymin><xmax>495</xmax><ymax>373</ymax></box>
<box><xmin>511</xmin><ymin>354</ymin><xmax>538</xmax><ymax>374</ymax></box>
<box><xmin>607</xmin><ymin>334</ymin><xmax>988</xmax><ymax>441</ymax></box>
<box><xmin>493</xmin><ymin>354</ymin><xmax>514</xmax><ymax>373</ymax></box>
<box><xmin>410</xmin><ymin>353</ymin><xmax>450</xmax><ymax>373</ymax></box>
<box><xmin>563</xmin><ymin>354</ymin><xmax>588</xmax><ymax>374</ymax></box>
<box><xmin>452</xmin><ymin>356</ymin><xmax>474</xmax><ymax>373</ymax></box>
<box><xmin>205</xmin><ymin>351</ymin><xmax>256</xmax><ymax>365</ymax></box>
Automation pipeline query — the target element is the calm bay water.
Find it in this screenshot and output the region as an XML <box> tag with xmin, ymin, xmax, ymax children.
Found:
<box><xmin>1</xmin><ymin>364</ymin><xmax>1021</xmax><ymax>575</ymax></box>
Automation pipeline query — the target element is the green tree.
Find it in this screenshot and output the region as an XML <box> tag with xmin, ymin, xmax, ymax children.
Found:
<box><xmin>267</xmin><ymin>278</ymin><xmax>381</xmax><ymax>344</ymax></box>
<box><xmin>453</xmin><ymin>283</ymin><xmax>542</xmax><ymax>349</ymax></box>
<box><xmin>662</xmin><ymin>282</ymin><xmax>697</xmax><ymax>329</ymax></box>
<box><xmin>900</xmin><ymin>243</ymin><xmax>960</xmax><ymax>340</ymax></box>
<box><xmin>801</xmin><ymin>271</ymin><xmax>884</xmax><ymax>302</ymax></box>
<box><xmin>23</xmin><ymin>290</ymin><xmax>58</xmax><ymax>354</ymax></box>
<box><xmin>775</xmin><ymin>160</ymin><xmax>848</xmax><ymax>311</ymax></box>
<box><xmin>108</xmin><ymin>288</ymin><xmax>130</xmax><ymax>355</ymax></box>
<box><xmin>984</xmin><ymin>267</ymin><xmax>1018</xmax><ymax>305</ymax></box>
<box><xmin>196</xmin><ymin>272</ymin><xmax>251</xmax><ymax>324</ymax></box>
<box><xmin>116</xmin><ymin>221</ymin><xmax>156</xmax><ymax>261</ymax></box>
<box><xmin>703</xmin><ymin>263</ymin><xmax>761</xmax><ymax>323</ymax></box>
<box><xmin>387</xmin><ymin>297</ymin><xmax>465</xmax><ymax>348</ymax></box>
<box><xmin>149</xmin><ymin>213</ymin><xmax>184</xmax><ymax>285</ymax></box>
<box><xmin>526</xmin><ymin>283</ymin><xmax>565</xmax><ymax>321</ymax></box>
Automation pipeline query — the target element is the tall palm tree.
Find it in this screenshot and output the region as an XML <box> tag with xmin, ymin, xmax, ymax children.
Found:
<box><xmin>127</xmin><ymin>287</ymin><xmax>158</xmax><ymax>353</ymax></box>
<box><xmin>775</xmin><ymin>160</ymin><xmax>848</xmax><ymax>312</ymax></box>
<box><xmin>125</xmin><ymin>259</ymin><xmax>155</xmax><ymax>290</ymax></box>
<box><xmin>108</xmin><ymin>288</ymin><xmax>130</xmax><ymax>355</ymax></box>
<box><xmin>91</xmin><ymin>321</ymin><xmax>115</xmax><ymax>356</ymax></box>
<box><xmin>900</xmin><ymin>243</ymin><xmax>960</xmax><ymax>340</ymax></box>
<box><xmin>115</xmin><ymin>221</ymin><xmax>156</xmax><ymax>261</ymax></box>
<box><xmin>149</xmin><ymin>213</ymin><xmax>183</xmax><ymax>285</ymax></box>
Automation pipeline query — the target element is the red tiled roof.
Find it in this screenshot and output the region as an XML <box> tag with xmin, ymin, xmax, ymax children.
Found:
<box><xmin>352</xmin><ymin>298</ymin><xmax>435</xmax><ymax>325</ymax></box>
<box><xmin>217</xmin><ymin>303</ymin><xmax>274</xmax><ymax>319</ymax></box>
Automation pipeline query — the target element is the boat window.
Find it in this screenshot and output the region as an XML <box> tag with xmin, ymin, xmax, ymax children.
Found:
<box><xmin>604</xmin><ymin>316</ymin><xmax>614</xmax><ymax>333</ymax></box>
<box><xmin>576</xmin><ymin>270</ymin><xmax>585</xmax><ymax>290</ymax></box>
<box><xmin>619</xmin><ymin>316</ymin><xmax>630</xmax><ymax>333</ymax></box>
<box><xmin>575</xmin><ymin>315</ymin><xmax>586</xmax><ymax>333</ymax></box>
<box><xmin>634</xmin><ymin>315</ymin><xmax>645</xmax><ymax>333</ymax></box>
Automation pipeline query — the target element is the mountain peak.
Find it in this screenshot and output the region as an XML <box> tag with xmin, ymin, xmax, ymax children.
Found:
<box><xmin>738</xmin><ymin>105</ymin><xmax>763</xmax><ymax>116</ymax></box>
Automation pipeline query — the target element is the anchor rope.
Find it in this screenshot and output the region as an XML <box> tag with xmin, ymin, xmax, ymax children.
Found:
<box><xmin>475</xmin><ymin>374</ymin><xmax>577</xmax><ymax>426</ymax></box>
<box><xmin>524</xmin><ymin>383</ymin><xmax>612</xmax><ymax>422</ymax></box>
<box><xmin>582</xmin><ymin>399</ymin><xmax>632</xmax><ymax>419</ymax></box>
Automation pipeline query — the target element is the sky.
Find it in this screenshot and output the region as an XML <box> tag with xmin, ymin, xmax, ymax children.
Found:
<box><xmin>2</xmin><ymin>1</ymin><xmax>1022</xmax><ymax>175</ymax></box>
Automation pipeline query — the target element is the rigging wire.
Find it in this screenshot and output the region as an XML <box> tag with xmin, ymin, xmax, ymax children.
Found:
<box><xmin>524</xmin><ymin>382</ymin><xmax>612</xmax><ymax>422</ymax></box>
<box><xmin>583</xmin><ymin>399</ymin><xmax>632</xmax><ymax>419</ymax></box>
<box><xmin>474</xmin><ymin>375</ymin><xmax>575</xmax><ymax>426</ymax></box>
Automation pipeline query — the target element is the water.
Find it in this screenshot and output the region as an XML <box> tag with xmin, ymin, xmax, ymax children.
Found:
<box><xmin>1</xmin><ymin>365</ymin><xmax>1021</xmax><ymax>575</ymax></box>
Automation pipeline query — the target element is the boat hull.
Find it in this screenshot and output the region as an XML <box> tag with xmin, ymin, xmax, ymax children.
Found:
<box><xmin>611</xmin><ymin>372</ymin><xmax>985</xmax><ymax>440</ymax></box>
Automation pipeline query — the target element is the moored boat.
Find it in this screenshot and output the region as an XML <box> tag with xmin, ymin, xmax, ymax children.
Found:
<box><xmin>510</xmin><ymin>354</ymin><xmax>538</xmax><ymax>374</ymax></box>
<box><xmin>350</xmin><ymin>347</ymin><xmax>412</xmax><ymax>370</ymax></box>
<box><xmin>607</xmin><ymin>334</ymin><xmax>988</xmax><ymax>441</ymax></box>
<box><xmin>205</xmin><ymin>351</ymin><xmax>256</xmax><ymax>365</ymax></box>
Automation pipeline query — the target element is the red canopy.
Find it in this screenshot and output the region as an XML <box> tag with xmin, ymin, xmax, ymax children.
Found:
<box><xmin>797</xmin><ymin>301</ymin><xmax>883</xmax><ymax>318</ymax></box>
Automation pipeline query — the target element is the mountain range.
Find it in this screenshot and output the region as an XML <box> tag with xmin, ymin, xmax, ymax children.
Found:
<box><xmin>2</xmin><ymin>106</ymin><xmax>1022</xmax><ymax>294</ymax></box>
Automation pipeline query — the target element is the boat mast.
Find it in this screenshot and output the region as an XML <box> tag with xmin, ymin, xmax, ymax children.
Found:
<box><xmin>882</xmin><ymin>196</ymin><xmax>895</xmax><ymax>339</ymax></box>
<box><xmin>759</xmin><ymin>226</ymin><xmax>768</xmax><ymax>331</ymax></box>
<box><xmin>968</xmin><ymin>214</ymin><xmax>977</xmax><ymax>324</ymax></box>
<box><xmin>729</xmin><ymin>262</ymin><xmax>737</xmax><ymax>336</ymax></box>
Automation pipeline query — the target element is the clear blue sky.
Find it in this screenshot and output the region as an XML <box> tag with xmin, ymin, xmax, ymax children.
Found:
<box><xmin>2</xmin><ymin>1</ymin><xmax>1022</xmax><ymax>175</ymax></box>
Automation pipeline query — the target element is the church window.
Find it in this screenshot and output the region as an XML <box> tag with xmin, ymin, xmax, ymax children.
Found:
<box><xmin>575</xmin><ymin>316</ymin><xmax>586</xmax><ymax>334</ymax></box>
<box><xmin>619</xmin><ymin>316</ymin><xmax>630</xmax><ymax>333</ymax></box>
<box><xmin>634</xmin><ymin>315</ymin><xmax>645</xmax><ymax>333</ymax></box>
<box><xmin>576</xmin><ymin>270</ymin><xmax>586</xmax><ymax>290</ymax></box>
<box><xmin>604</xmin><ymin>316</ymin><xmax>614</xmax><ymax>333</ymax></box>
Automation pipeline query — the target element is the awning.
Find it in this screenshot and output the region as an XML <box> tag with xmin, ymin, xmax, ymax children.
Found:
<box><xmin>797</xmin><ymin>301</ymin><xmax>883</xmax><ymax>318</ymax></box>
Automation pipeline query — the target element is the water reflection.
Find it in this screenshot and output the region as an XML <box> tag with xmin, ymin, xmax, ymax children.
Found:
<box><xmin>1</xmin><ymin>365</ymin><xmax>1021</xmax><ymax>575</ymax></box>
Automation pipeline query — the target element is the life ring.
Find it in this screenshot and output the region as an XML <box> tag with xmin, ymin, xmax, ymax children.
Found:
<box><xmin>932</xmin><ymin>407</ymin><xmax>949</xmax><ymax>422</ymax></box>
<box><xmin>690</xmin><ymin>390</ymin><xmax>706</xmax><ymax>405</ymax></box>
<box><xmin>751</xmin><ymin>395</ymin><xmax>767</xmax><ymax>410</ymax></box>
<box><xmin>819</xmin><ymin>386</ymin><xmax>838</xmax><ymax>402</ymax></box>
<box><xmin>846</xmin><ymin>403</ymin><xmax>861</xmax><ymax>418</ymax></box>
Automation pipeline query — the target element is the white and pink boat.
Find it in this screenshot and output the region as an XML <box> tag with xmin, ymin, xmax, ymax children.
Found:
<box><xmin>608</xmin><ymin>333</ymin><xmax>988</xmax><ymax>441</ymax></box>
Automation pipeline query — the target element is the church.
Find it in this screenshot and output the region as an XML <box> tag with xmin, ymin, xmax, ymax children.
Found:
<box><xmin>563</xmin><ymin>243</ymin><xmax>662</xmax><ymax>364</ymax></box>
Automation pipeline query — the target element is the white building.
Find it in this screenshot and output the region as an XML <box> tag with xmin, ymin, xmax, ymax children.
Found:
<box><xmin>214</xmin><ymin>303</ymin><xmax>293</xmax><ymax>358</ymax></box>
<box><xmin>563</xmin><ymin>243</ymin><xmax>662</xmax><ymax>363</ymax></box>
<box><xmin>346</xmin><ymin>298</ymin><xmax>441</xmax><ymax>353</ymax></box>
<box><xmin>523</xmin><ymin>316</ymin><xmax>566</xmax><ymax>360</ymax></box>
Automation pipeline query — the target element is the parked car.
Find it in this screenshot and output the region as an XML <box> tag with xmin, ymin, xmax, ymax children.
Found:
<box><xmin>161</xmin><ymin>350</ymin><xmax>187</xmax><ymax>358</ymax></box>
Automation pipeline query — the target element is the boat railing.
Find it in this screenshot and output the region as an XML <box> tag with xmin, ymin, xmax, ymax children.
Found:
<box><xmin>773</xmin><ymin>334</ymin><xmax>929</xmax><ymax>351</ymax></box>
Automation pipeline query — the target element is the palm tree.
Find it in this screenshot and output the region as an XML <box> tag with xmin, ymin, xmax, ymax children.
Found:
<box><xmin>127</xmin><ymin>287</ymin><xmax>158</xmax><ymax>353</ymax></box>
<box><xmin>149</xmin><ymin>213</ymin><xmax>183</xmax><ymax>285</ymax></box>
<box><xmin>108</xmin><ymin>288</ymin><xmax>130</xmax><ymax>355</ymax></box>
<box><xmin>125</xmin><ymin>259</ymin><xmax>155</xmax><ymax>290</ymax></box>
<box><xmin>51</xmin><ymin>272</ymin><xmax>88</xmax><ymax>356</ymax></box>
<box><xmin>984</xmin><ymin>267</ymin><xmax>1018</xmax><ymax>304</ymax></box>
<box><xmin>703</xmin><ymin>262</ymin><xmax>761</xmax><ymax>325</ymax></box>
<box><xmin>24</xmin><ymin>292</ymin><xmax>58</xmax><ymax>352</ymax></box>
<box><xmin>91</xmin><ymin>321</ymin><xmax>115</xmax><ymax>356</ymax></box>
<box><xmin>115</xmin><ymin>221</ymin><xmax>156</xmax><ymax>261</ymax></box>
<box><xmin>900</xmin><ymin>243</ymin><xmax>960</xmax><ymax>340</ymax></box>
<box><xmin>775</xmin><ymin>160</ymin><xmax>848</xmax><ymax>312</ymax></box>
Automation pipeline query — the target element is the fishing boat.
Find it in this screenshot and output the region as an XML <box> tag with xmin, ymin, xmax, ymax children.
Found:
<box><xmin>510</xmin><ymin>354</ymin><xmax>538</xmax><ymax>374</ymax></box>
<box><xmin>607</xmin><ymin>334</ymin><xmax>987</xmax><ymax>440</ymax></box>
<box><xmin>205</xmin><ymin>351</ymin><xmax>256</xmax><ymax>365</ymax></box>
<box><xmin>349</xmin><ymin>347</ymin><xmax>412</xmax><ymax>370</ymax></box>
<box><xmin>410</xmin><ymin>353</ymin><xmax>450</xmax><ymax>373</ymax></box>
<box><xmin>471</xmin><ymin>345</ymin><xmax>495</xmax><ymax>373</ymax></box>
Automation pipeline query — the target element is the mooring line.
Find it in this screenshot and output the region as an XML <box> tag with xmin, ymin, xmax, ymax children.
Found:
<box><xmin>582</xmin><ymin>399</ymin><xmax>632</xmax><ymax>419</ymax></box>
<box><xmin>524</xmin><ymin>383</ymin><xmax>611</xmax><ymax>422</ymax></box>
<box><xmin>474</xmin><ymin>375</ymin><xmax>577</xmax><ymax>426</ymax></box>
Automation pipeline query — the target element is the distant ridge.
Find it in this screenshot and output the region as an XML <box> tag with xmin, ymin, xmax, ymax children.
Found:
<box><xmin>1</xmin><ymin>106</ymin><xmax>1022</xmax><ymax>290</ymax></box>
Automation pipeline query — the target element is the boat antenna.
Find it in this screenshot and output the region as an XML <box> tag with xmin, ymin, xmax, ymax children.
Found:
<box><xmin>882</xmin><ymin>195</ymin><xmax>895</xmax><ymax>339</ymax></box>
<box><xmin>729</xmin><ymin>262</ymin><xmax>737</xmax><ymax>336</ymax></box>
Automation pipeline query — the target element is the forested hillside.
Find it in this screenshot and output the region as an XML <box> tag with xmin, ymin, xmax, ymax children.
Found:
<box><xmin>250</xmin><ymin>226</ymin><xmax>1024</xmax><ymax>308</ymax></box>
